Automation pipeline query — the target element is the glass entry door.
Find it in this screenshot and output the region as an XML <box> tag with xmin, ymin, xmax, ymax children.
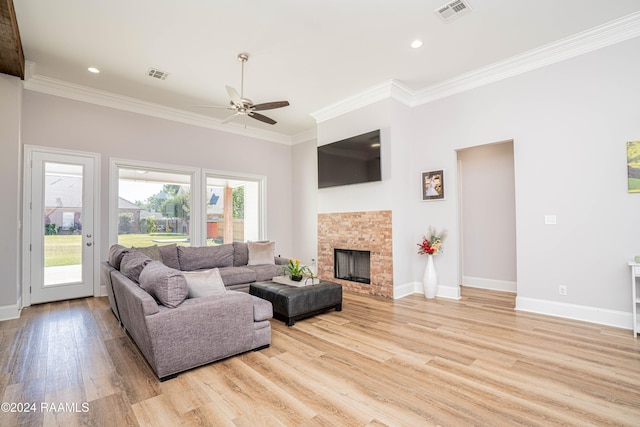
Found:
<box><xmin>28</xmin><ymin>150</ymin><xmax>96</xmax><ymax>304</ymax></box>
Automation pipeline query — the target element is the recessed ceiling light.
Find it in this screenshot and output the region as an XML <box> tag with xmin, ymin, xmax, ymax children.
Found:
<box><xmin>87</xmin><ymin>67</ymin><xmax>100</xmax><ymax>74</ymax></box>
<box><xmin>411</xmin><ymin>40</ymin><xmax>423</xmax><ymax>49</ymax></box>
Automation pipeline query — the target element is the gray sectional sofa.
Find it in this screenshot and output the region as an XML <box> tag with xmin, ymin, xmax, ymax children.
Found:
<box><xmin>101</xmin><ymin>241</ymin><xmax>287</xmax><ymax>380</ymax></box>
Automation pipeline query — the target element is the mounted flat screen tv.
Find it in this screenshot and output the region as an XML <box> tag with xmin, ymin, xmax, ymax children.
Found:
<box><xmin>318</xmin><ymin>130</ymin><xmax>381</xmax><ymax>189</ymax></box>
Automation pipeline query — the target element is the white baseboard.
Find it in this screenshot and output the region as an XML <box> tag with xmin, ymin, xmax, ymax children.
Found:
<box><xmin>393</xmin><ymin>281</ymin><xmax>418</xmax><ymax>299</ymax></box>
<box><xmin>463</xmin><ymin>276</ymin><xmax>516</xmax><ymax>293</ymax></box>
<box><xmin>394</xmin><ymin>282</ymin><xmax>461</xmax><ymax>300</ymax></box>
<box><xmin>516</xmin><ymin>296</ymin><xmax>632</xmax><ymax>330</ymax></box>
<box><xmin>0</xmin><ymin>302</ymin><xmax>21</xmax><ymax>321</ymax></box>
<box><xmin>437</xmin><ymin>285</ymin><xmax>462</xmax><ymax>300</ymax></box>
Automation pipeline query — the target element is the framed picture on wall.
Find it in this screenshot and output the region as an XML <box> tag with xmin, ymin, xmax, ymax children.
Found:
<box><xmin>628</xmin><ymin>141</ymin><xmax>640</xmax><ymax>193</ymax></box>
<box><xmin>422</xmin><ymin>170</ymin><xmax>445</xmax><ymax>201</ymax></box>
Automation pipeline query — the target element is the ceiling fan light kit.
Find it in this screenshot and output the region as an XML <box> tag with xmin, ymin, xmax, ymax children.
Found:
<box><xmin>195</xmin><ymin>52</ymin><xmax>289</xmax><ymax>126</ymax></box>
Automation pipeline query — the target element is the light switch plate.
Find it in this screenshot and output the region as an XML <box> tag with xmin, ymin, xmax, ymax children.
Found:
<box><xmin>544</xmin><ymin>215</ymin><xmax>557</xmax><ymax>225</ymax></box>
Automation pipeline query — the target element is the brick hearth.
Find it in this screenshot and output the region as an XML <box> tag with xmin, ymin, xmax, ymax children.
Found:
<box><xmin>317</xmin><ymin>210</ymin><xmax>393</xmax><ymax>298</ymax></box>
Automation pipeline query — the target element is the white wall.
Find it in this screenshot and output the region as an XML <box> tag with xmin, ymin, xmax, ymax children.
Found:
<box><xmin>292</xmin><ymin>138</ymin><xmax>318</xmax><ymax>267</ymax></box>
<box><xmin>317</xmin><ymin>100</ymin><xmax>393</xmax><ymax>214</ymax></box>
<box><xmin>389</xmin><ymin>101</ymin><xmax>418</xmax><ymax>296</ymax></box>
<box><xmin>21</xmin><ymin>91</ymin><xmax>294</xmax><ymax>283</ymax></box>
<box><xmin>458</xmin><ymin>141</ymin><xmax>517</xmax><ymax>292</ymax></box>
<box><xmin>298</xmin><ymin>35</ymin><xmax>640</xmax><ymax>327</ymax></box>
<box><xmin>408</xmin><ymin>37</ymin><xmax>640</xmax><ymax>324</ymax></box>
<box><xmin>0</xmin><ymin>74</ymin><xmax>22</xmax><ymax>317</ymax></box>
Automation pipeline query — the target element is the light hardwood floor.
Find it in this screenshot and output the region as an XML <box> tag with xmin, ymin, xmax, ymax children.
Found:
<box><xmin>1</xmin><ymin>287</ymin><xmax>639</xmax><ymax>426</ymax></box>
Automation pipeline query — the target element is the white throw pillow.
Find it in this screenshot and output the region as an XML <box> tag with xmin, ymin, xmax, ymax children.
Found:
<box><xmin>182</xmin><ymin>268</ymin><xmax>226</xmax><ymax>298</ymax></box>
<box><xmin>247</xmin><ymin>241</ymin><xmax>275</xmax><ymax>265</ymax></box>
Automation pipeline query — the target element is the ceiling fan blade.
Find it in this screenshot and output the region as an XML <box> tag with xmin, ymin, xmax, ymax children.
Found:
<box><xmin>221</xmin><ymin>112</ymin><xmax>239</xmax><ymax>124</ymax></box>
<box><xmin>252</xmin><ymin>100</ymin><xmax>290</xmax><ymax>111</ymax></box>
<box><xmin>226</xmin><ymin>86</ymin><xmax>243</xmax><ymax>106</ymax></box>
<box><xmin>248</xmin><ymin>112</ymin><xmax>277</xmax><ymax>125</ymax></box>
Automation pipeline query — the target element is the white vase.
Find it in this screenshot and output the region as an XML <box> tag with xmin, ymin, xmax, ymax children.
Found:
<box><xmin>422</xmin><ymin>254</ymin><xmax>438</xmax><ymax>299</ymax></box>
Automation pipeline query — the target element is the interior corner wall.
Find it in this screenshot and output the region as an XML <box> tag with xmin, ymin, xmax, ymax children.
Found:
<box><xmin>0</xmin><ymin>74</ymin><xmax>22</xmax><ymax>313</ymax></box>
<box><xmin>409</xmin><ymin>36</ymin><xmax>640</xmax><ymax>318</ymax></box>
<box><xmin>389</xmin><ymin>100</ymin><xmax>418</xmax><ymax>295</ymax></box>
<box><xmin>20</xmin><ymin>91</ymin><xmax>295</xmax><ymax>275</ymax></box>
<box><xmin>292</xmin><ymin>138</ymin><xmax>318</xmax><ymax>268</ymax></box>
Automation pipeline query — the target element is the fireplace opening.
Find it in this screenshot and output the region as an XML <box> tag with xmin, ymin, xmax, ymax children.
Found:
<box><xmin>334</xmin><ymin>249</ymin><xmax>371</xmax><ymax>284</ymax></box>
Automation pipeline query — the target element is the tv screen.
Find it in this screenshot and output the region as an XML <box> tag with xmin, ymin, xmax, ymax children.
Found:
<box><xmin>317</xmin><ymin>130</ymin><xmax>381</xmax><ymax>189</ymax></box>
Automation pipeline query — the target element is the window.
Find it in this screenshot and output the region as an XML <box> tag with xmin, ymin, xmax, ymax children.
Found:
<box><xmin>205</xmin><ymin>175</ymin><xmax>263</xmax><ymax>245</ymax></box>
<box><xmin>110</xmin><ymin>160</ymin><xmax>264</xmax><ymax>247</ymax></box>
<box><xmin>111</xmin><ymin>160</ymin><xmax>199</xmax><ymax>248</ymax></box>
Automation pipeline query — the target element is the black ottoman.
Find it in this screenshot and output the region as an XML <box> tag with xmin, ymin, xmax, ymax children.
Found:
<box><xmin>250</xmin><ymin>281</ymin><xmax>342</xmax><ymax>326</ymax></box>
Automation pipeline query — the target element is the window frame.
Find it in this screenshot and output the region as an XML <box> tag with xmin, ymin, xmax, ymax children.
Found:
<box><xmin>109</xmin><ymin>159</ymin><xmax>202</xmax><ymax>247</ymax></box>
<box><xmin>109</xmin><ymin>159</ymin><xmax>267</xmax><ymax>247</ymax></box>
<box><xmin>202</xmin><ymin>168</ymin><xmax>267</xmax><ymax>243</ymax></box>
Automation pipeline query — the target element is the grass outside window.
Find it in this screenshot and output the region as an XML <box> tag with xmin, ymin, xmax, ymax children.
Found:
<box><xmin>44</xmin><ymin>234</ymin><xmax>189</xmax><ymax>267</ymax></box>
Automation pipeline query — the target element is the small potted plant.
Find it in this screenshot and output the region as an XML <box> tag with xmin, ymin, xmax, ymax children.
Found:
<box><xmin>283</xmin><ymin>259</ymin><xmax>314</xmax><ymax>281</ymax></box>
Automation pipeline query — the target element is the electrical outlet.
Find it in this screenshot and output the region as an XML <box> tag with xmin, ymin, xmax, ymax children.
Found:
<box><xmin>559</xmin><ymin>285</ymin><xmax>567</xmax><ymax>296</ymax></box>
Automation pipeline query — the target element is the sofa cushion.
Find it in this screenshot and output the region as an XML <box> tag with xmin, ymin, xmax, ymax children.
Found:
<box><xmin>120</xmin><ymin>250</ymin><xmax>153</xmax><ymax>283</ymax></box>
<box><xmin>246</xmin><ymin>264</ymin><xmax>285</xmax><ymax>282</ymax></box>
<box><xmin>247</xmin><ymin>241</ymin><xmax>275</xmax><ymax>265</ymax></box>
<box><xmin>133</xmin><ymin>245</ymin><xmax>163</xmax><ymax>262</ymax></box>
<box><xmin>108</xmin><ymin>244</ymin><xmax>131</xmax><ymax>270</ymax></box>
<box><xmin>251</xmin><ymin>295</ymin><xmax>273</xmax><ymax>321</ymax></box>
<box><xmin>178</xmin><ymin>244</ymin><xmax>234</xmax><ymax>271</ymax></box>
<box><xmin>233</xmin><ymin>242</ymin><xmax>249</xmax><ymax>267</ymax></box>
<box><xmin>218</xmin><ymin>266</ymin><xmax>257</xmax><ymax>286</ymax></box>
<box><xmin>158</xmin><ymin>244</ymin><xmax>180</xmax><ymax>269</ymax></box>
<box><xmin>138</xmin><ymin>261</ymin><xmax>188</xmax><ymax>308</ymax></box>
<box><xmin>182</xmin><ymin>268</ymin><xmax>226</xmax><ymax>298</ymax></box>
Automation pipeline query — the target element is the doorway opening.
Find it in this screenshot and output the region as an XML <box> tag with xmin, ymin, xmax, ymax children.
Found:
<box><xmin>457</xmin><ymin>140</ymin><xmax>517</xmax><ymax>293</ymax></box>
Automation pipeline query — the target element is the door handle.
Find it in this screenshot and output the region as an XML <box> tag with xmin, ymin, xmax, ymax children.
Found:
<box><xmin>86</xmin><ymin>242</ymin><xmax>92</xmax><ymax>246</ymax></box>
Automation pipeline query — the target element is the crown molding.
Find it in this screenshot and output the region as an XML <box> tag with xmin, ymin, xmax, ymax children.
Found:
<box><xmin>310</xmin><ymin>79</ymin><xmax>414</xmax><ymax>124</ymax></box>
<box><xmin>291</xmin><ymin>127</ymin><xmax>317</xmax><ymax>145</ymax></box>
<box><xmin>22</xmin><ymin>62</ymin><xmax>293</xmax><ymax>146</ymax></box>
<box><xmin>20</xmin><ymin>11</ymin><xmax>640</xmax><ymax>138</ymax></box>
<box><xmin>312</xmin><ymin>11</ymin><xmax>640</xmax><ymax>121</ymax></box>
<box><xmin>411</xmin><ymin>10</ymin><xmax>640</xmax><ymax>106</ymax></box>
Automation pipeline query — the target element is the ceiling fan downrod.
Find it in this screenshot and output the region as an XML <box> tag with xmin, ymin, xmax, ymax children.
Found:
<box><xmin>238</xmin><ymin>53</ymin><xmax>248</xmax><ymax>100</ymax></box>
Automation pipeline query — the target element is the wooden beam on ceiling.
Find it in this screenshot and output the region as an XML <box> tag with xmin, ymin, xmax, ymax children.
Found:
<box><xmin>0</xmin><ymin>0</ymin><xmax>24</xmax><ymax>79</ymax></box>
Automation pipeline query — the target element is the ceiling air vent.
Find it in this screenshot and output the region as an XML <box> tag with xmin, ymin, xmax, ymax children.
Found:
<box><xmin>147</xmin><ymin>68</ymin><xmax>170</xmax><ymax>80</ymax></box>
<box><xmin>435</xmin><ymin>0</ymin><xmax>472</xmax><ymax>23</ymax></box>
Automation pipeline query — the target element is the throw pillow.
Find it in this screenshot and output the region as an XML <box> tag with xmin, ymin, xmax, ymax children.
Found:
<box><xmin>120</xmin><ymin>250</ymin><xmax>153</xmax><ymax>283</ymax></box>
<box><xmin>247</xmin><ymin>241</ymin><xmax>275</xmax><ymax>265</ymax></box>
<box><xmin>182</xmin><ymin>268</ymin><xmax>226</xmax><ymax>298</ymax></box>
<box><xmin>232</xmin><ymin>242</ymin><xmax>249</xmax><ymax>267</ymax></box>
<box><xmin>177</xmin><ymin>244</ymin><xmax>234</xmax><ymax>271</ymax></box>
<box><xmin>108</xmin><ymin>244</ymin><xmax>131</xmax><ymax>270</ymax></box>
<box><xmin>138</xmin><ymin>261</ymin><xmax>188</xmax><ymax>308</ymax></box>
<box><xmin>133</xmin><ymin>244</ymin><xmax>163</xmax><ymax>262</ymax></box>
<box><xmin>158</xmin><ymin>243</ymin><xmax>180</xmax><ymax>269</ymax></box>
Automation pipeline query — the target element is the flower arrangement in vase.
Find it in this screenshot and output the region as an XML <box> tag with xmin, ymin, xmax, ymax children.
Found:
<box><xmin>417</xmin><ymin>227</ymin><xmax>447</xmax><ymax>299</ymax></box>
<box><xmin>417</xmin><ymin>227</ymin><xmax>446</xmax><ymax>256</ymax></box>
<box><xmin>282</xmin><ymin>259</ymin><xmax>314</xmax><ymax>282</ymax></box>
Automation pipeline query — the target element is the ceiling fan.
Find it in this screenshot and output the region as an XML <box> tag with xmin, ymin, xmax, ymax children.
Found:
<box><xmin>193</xmin><ymin>53</ymin><xmax>289</xmax><ymax>125</ymax></box>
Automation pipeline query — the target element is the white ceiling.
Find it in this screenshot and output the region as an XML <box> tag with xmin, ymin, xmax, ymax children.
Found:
<box><xmin>13</xmin><ymin>0</ymin><xmax>640</xmax><ymax>140</ymax></box>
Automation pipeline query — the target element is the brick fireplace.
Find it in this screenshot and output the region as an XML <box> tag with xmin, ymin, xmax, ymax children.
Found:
<box><xmin>317</xmin><ymin>210</ymin><xmax>393</xmax><ymax>298</ymax></box>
